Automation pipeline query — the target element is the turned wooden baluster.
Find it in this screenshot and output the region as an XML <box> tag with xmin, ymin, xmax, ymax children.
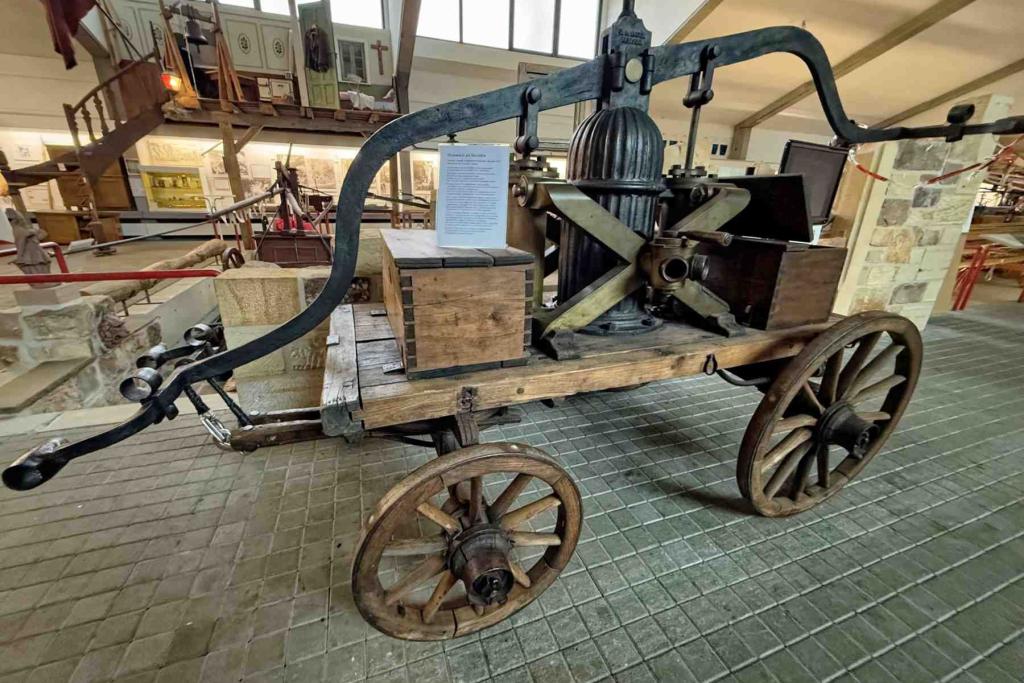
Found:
<box><xmin>94</xmin><ymin>94</ymin><xmax>110</xmax><ymax>136</ymax></box>
<box><xmin>63</xmin><ymin>104</ymin><xmax>81</xmax><ymax>149</ymax></box>
<box><xmin>81</xmin><ymin>106</ymin><xmax>96</xmax><ymax>143</ymax></box>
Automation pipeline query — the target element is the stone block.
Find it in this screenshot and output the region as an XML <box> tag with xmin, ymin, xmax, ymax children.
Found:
<box><xmin>919</xmin><ymin>247</ymin><xmax>956</xmax><ymax>271</ymax></box>
<box><xmin>28</xmin><ymin>339</ymin><xmax>94</xmax><ymax>362</ymax></box>
<box><xmin>21</xmin><ymin>299</ymin><xmax>96</xmax><ymax>342</ymax></box>
<box><xmin>235</xmin><ymin>368</ymin><xmax>323</xmax><ymax>413</ymax></box>
<box><xmin>915</xmin><ymin>228</ymin><xmax>942</xmax><ymax>247</ymax></box>
<box><xmin>878</xmin><ymin>199</ymin><xmax>911</xmax><ymax>226</ymax></box>
<box><xmin>890</xmin><ymin>282</ymin><xmax>927</xmax><ymax>305</ymax></box>
<box><xmin>214</xmin><ymin>269</ymin><xmax>302</xmax><ymax>327</ymax></box>
<box><xmin>870</xmin><ymin>228</ymin><xmax>915</xmax><ymax>263</ymax></box>
<box><xmin>911</xmin><ymin>186</ymin><xmax>941</xmax><ymax>208</ymax></box>
<box><xmin>850</xmin><ymin>286</ymin><xmax>891</xmax><ymax>314</ymax></box>
<box><xmin>223</xmin><ymin>325</ymin><xmax>287</xmax><ymax>379</ymax></box>
<box><xmin>894</xmin><ymin>140</ymin><xmax>947</xmax><ymax>171</ymax></box>
<box><xmin>13</xmin><ymin>284</ymin><xmax>81</xmax><ymax>308</ymax></box>
<box><xmin>858</xmin><ymin>265</ymin><xmax>899</xmax><ymax>286</ymax></box>
<box><xmin>864</xmin><ymin>249</ymin><xmax>885</xmax><ymax>264</ymax></box>
<box><xmin>0</xmin><ymin>309</ymin><xmax>21</xmax><ymax>340</ymax></box>
<box><xmin>0</xmin><ymin>345</ymin><xmax>20</xmax><ymax>368</ymax></box>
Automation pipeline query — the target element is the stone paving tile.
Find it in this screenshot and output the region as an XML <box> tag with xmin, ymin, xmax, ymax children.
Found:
<box><xmin>0</xmin><ymin>304</ymin><xmax>1022</xmax><ymax>681</ymax></box>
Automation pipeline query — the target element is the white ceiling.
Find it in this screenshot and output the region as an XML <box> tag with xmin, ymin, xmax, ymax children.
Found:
<box><xmin>644</xmin><ymin>0</ymin><xmax>1024</xmax><ymax>136</ymax></box>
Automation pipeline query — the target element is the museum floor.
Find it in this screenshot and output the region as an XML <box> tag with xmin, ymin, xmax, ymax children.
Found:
<box><xmin>0</xmin><ymin>304</ymin><xmax>1021</xmax><ymax>683</ymax></box>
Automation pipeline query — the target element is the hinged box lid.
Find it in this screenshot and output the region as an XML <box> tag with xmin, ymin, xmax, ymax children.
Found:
<box><xmin>379</xmin><ymin>229</ymin><xmax>532</xmax><ymax>269</ymax></box>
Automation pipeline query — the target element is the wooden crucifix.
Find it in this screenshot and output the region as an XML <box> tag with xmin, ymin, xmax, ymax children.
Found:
<box><xmin>370</xmin><ymin>39</ymin><xmax>389</xmax><ymax>76</ymax></box>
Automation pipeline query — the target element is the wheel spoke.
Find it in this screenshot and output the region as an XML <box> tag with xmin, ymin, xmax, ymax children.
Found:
<box><xmin>816</xmin><ymin>443</ymin><xmax>830</xmax><ymax>488</ymax></box>
<box><xmin>849</xmin><ymin>375</ymin><xmax>906</xmax><ymax>406</ymax></box>
<box><xmin>382</xmin><ymin>537</ymin><xmax>447</xmax><ymax>557</ymax></box>
<box><xmin>421</xmin><ymin>570</ymin><xmax>457</xmax><ymax>623</ymax></box>
<box><xmin>416</xmin><ymin>502</ymin><xmax>461</xmax><ymax>534</ymax></box>
<box><xmin>788</xmin><ymin>444</ymin><xmax>817</xmax><ymax>500</ymax></box>
<box><xmin>771</xmin><ymin>415</ymin><xmax>818</xmax><ymax>434</ymax></box>
<box><xmin>469</xmin><ymin>476</ymin><xmax>484</xmax><ymax>523</ymax></box>
<box><xmin>820</xmin><ymin>350</ymin><xmax>844</xmax><ymax>405</ymax></box>
<box><xmin>799</xmin><ymin>382</ymin><xmax>826</xmax><ymax>415</ymax></box>
<box><xmin>384</xmin><ymin>555</ymin><xmax>446</xmax><ymax>607</ymax></box>
<box><xmin>500</xmin><ymin>495</ymin><xmax>561</xmax><ymax>530</ymax></box>
<box><xmin>509</xmin><ymin>531</ymin><xmax>562</xmax><ymax>547</ymax></box>
<box><xmin>846</xmin><ymin>344</ymin><xmax>904</xmax><ymax>398</ymax></box>
<box><xmin>764</xmin><ymin>441</ymin><xmax>813</xmax><ymax>499</ymax></box>
<box><xmin>836</xmin><ymin>332</ymin><xmax>883</xmax><ymax>398</ymax></box>
<box><xmin>489</xmin><ymin>473</ymin><xmax>532</xmax><ymax>520</ymax></box>
<box><xmin>509</xmin><ymin>559</ymin><xmax>532</xmax><ymax>588</ymax></box>
<box><xmin>761</xmin><ymin>428</ymin><xmax>814</xmax><ymax>473</ymax></box>
<box><xmin>857</xmin><ymin>410</ymin><xmax>891</xmax><ymax>422</ymax></box>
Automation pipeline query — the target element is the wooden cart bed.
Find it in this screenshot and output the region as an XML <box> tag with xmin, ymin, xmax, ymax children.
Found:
<box><xmin>322</xmin><ymin>303</ymin><xmax>838</xmax><ymax>434</ymax></box>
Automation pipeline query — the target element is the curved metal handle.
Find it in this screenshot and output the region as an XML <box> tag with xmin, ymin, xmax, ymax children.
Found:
<box><xmin>3</xmin><ymin>438</ymin><xmax>71</xmax><ymax>491</ymax></box>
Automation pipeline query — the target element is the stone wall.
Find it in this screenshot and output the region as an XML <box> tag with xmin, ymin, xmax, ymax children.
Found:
<box><xmin>0</xmin><ymin>295</ymin><xmax>163</xmax><ymax>413</ymax></box>
<box><xmin>833</xmin><ymin>94</ymin><xmax>1011</xmax><ymax>328</ymax></box>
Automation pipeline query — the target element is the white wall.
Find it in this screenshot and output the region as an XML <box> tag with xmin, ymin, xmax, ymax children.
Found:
<box><xmin>0</xmin><ymin>0</ymin><xmax>100</xmax><ymax>130</ymax></box>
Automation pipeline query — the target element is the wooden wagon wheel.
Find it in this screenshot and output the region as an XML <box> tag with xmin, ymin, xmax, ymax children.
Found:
<box><xmin>737</xmin><ymin>311</ymin><xmax>922</xmax><ymax>517</ymax></box>
<box><xmin>352</xmin><ymin>442</ymin><xmax>581</xmax><ymax>640</ymax></box>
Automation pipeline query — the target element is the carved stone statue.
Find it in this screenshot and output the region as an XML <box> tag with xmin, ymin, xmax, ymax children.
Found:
<box><xmin>7</xmin><ymin>209</ymin><xmax>55</xmax><ymax>288</ymax></box>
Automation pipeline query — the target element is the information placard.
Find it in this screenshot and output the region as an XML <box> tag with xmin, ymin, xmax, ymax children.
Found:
<box><xmin>436</xmin><ymin>143</ymin><xmax>510</xmax><ymax>248</ymax></box>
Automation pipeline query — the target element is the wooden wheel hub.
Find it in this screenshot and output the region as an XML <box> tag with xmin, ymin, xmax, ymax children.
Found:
<box><xmin>817</xmin><ymin>402</ymin><xmax>878</xmax><ymax>457</ymax></box>
<box><xmin>448</xmin><ymin>524</ymin><xmax>514</xmax><ymax>606</ymax></box>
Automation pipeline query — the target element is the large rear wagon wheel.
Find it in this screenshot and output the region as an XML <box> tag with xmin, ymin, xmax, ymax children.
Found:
<box><xmin>738</xmin><ymin>312</ymin><xmax>922</xmax><ymax>517</ymax></box>
<box><xmin>352</xmin><ymin>443</ymin><xmax>582</xmax><ymax>640</ymax></box>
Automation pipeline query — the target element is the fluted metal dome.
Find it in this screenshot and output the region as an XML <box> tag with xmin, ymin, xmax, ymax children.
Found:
<box><xmin>567</xmin><ymin>107</ymin><xmax>664</xmax><ymax>189</ymax></box>
<box><xmin>558</xmin><ymin>106</ymin><xmax>665</xmax><ymax>334</ymax></box>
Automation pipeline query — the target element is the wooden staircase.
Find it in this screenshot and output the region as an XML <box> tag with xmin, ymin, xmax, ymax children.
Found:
<box><xmin>3</xmin><ymin>51</ymin><xmax>169</xmax><ymax>194</ymax></box>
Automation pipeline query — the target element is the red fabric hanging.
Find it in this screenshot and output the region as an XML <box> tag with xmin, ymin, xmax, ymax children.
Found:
<box><xmin>41</xmin><ymin>0</ymin><xmax>97</xmax><ymax>69</ymax></box>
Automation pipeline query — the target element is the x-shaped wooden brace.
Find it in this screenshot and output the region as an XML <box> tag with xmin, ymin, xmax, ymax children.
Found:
<box><xmin>523</xmin><ymin>181</ymin><xmax>646</xmax><ymax>339</ymax></box>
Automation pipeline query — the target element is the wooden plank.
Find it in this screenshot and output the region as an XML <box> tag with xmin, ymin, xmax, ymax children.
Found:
<box><xmin>380</xmin><ymin>228</ymin><xmax>493</xmax><ymax>268</ymax></box>
<box><xmin>731</xmin><ymin>0</ymin><xmax>977</xmax><ymax>139</ymax></box>
<box><xmin>320</xmin><ymin>304</ymin><xmax>361</xmax><ymax>436</ymax></box>
<box><xmin>354</xmin><ymin>318</ymin><xmax>835</xmax><ymax>429</ymax></box>
<box><xmin>353</xmin><ymin>304</ymin><xmax>395</xmax><ymax>342</ymax></box>
<box><xmin>357</xmin><ymin>338</ymin><xmax>406</xmax><ymax>388</ymax></box>
<box><xmin>479</xmin><ymin>247</ymin><xmax>534</xmax><ymax>266</ymax></box>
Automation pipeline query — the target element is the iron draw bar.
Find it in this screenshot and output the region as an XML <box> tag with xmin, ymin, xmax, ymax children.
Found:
<box><xmin>6</xmin><ymin>26</ymin><xmax>1024</xmax><ymax>490</ymax></box>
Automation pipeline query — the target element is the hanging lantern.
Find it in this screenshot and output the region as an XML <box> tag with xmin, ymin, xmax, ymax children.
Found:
<box><xmin>161</xmin><ymin>71</ymin><xmax>183</xmax><ymax>92</ymax></box>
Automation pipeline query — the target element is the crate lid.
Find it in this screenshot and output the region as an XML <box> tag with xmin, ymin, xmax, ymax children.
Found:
<box><xmin>380</xmin><ymin>229</ymin><xmax>532</xmax><ymax>268</ymax></box>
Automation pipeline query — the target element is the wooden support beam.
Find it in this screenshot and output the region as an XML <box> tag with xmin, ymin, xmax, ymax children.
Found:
<box><xmin>234</xmin><ymin>125</ymin><xmax>263</xmax><ymax>152</ymax></box>
<box><xmin>218</xmin><ymin>120</ymin><xmax>255</xmax><ymax>250</ymax></box>
<box><xmin>731</xmin><ymin>0</ymin><xmax>977</xmax><ymax>135</ymax></box>
<box><xmin>873</xmin><ymin>58</ymin><xmax>1024</xmax><ymax>128</ymax></box>
<box><xmin>395</xmin><ymin>0</ymin><xmax>422</xmax><ymax>114</ymax></box>
<box><xmin>665</xmin><ymin>0</ymin><xmax>725</xmax><ymax>44</ymax></box>
<box><xmin>389</xmin><ymin>156</ymin><xmax>400</xmax><ymax>227</ymax></box>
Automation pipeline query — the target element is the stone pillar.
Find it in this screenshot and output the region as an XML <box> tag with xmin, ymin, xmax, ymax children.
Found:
<box><xmin>833</xmin><ymin>94</ymin><xmax>1012</xmax><ymax>328</ymax></box>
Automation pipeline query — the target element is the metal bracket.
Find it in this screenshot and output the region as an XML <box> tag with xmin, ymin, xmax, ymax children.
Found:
<box><xmin>457</xmin><ymin>386</ymin><xmax>478</xmax><ymax>413</ymax></box>
<box><xmin>515</xmin><ymin>86</ymin><xmax>542</xmax><ymax>158</ymax></box>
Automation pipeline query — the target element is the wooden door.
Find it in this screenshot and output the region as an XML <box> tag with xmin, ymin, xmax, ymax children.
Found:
<box><xmin>299</xmin><ymin>2</ymin><xmax>339</xmax><ymax>110</ymax></box>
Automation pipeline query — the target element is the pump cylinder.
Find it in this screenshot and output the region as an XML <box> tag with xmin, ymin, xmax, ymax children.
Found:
<box><xmin>558</xmin><ymin>106</ymin><xmax>664</xmax><ymax>334</ymax></box>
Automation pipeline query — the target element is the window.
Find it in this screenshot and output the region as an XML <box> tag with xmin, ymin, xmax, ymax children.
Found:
<box><xmin>219</xmin><ymin>0</ymin><xmax>255</xmax><ymax>8</ymax></box>
<box><xmin>513</xmin><ymin>0</ymin><xmax>555</xmax><ymax>53</ymax></box>
<box><xmin>557</xmin><ymin>0</ymin><xmax>599</xmax><ymax>58</ymax></box>
<box><xmin>463</xmin><ymin>0</ymin><xmax>510</xmax><ymax>49</ymax></box>
<box><xmin>259</xmin><ymin>0</ymin><xmax>329</xmax><ymax>16</ymax></box>
<box><xmin>338</xmin><ymin>39</ymin><xmax>367</xmax><ymax>82</ymax></box>
<box><xmin>331</xmin><ymin>0</ymin><xmax>383</xmax><ymax>29</ymax></box>
<box><xmin>418</xmin><ymin>0</ymin><xmax>460</xmax><ymax>41</ymax></box>
<box><xmin>417</xmin><ymin>0</ymin><xmax>599</xmax><ymax>59</ymax></box>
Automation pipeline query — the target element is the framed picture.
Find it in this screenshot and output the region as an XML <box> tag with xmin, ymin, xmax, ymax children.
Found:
<box><xmin>11</xmin><ymin>142</ymin><xmax>42</xmax><ymax>162</ymax></box>
<box><xmin>145</xmin><ymin>139</ymin><xmax>202</xmax><ymax>167</ymax></box>
<box><xmin>207</xmin><ymin>150</ymin><xmax>250</xmax><ymax>177</ymax></box>
<box><xmin>412</xmin><ymin>159</ymin><xmax>435</xmax><ymax>193</ymax></box>
<box><xmin>309</xmin><ymin>158</ymin><xmax>337</xmax><ymax>190</ymax></box>
<box><xmin>140</xmin><ymin>167</ymin><xmax>207</xmax><ymax>210</ymax></box>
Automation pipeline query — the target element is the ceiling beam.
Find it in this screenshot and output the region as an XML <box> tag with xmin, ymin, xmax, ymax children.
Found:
<box><xmin>395</xmin><ymin>0</ymin><xmax>422</xmax><ymax>114</ymax></box>
<box><xmin>733</xmin><ymin>0</ymin><xmax>977</xmax><ymax>130</ymax></box>
<box><xmin>665</xmin><ymin>0</ymin><xmax>725</xmax><ymax>44</ymax></box>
